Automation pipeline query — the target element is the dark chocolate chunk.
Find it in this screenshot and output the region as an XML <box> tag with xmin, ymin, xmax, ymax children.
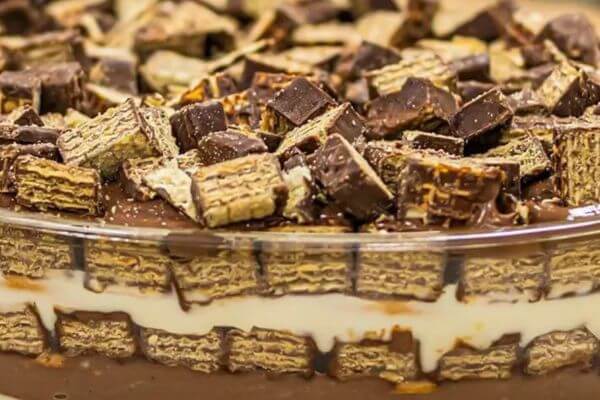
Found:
<box><xmin>196</xmin><ymin>129</ymin><xmax>268</xmax><ymax>165</ymax></box>
<box><xmin>0</xmin><ymin>70</ymin><xmax>41</xmax><ymax>113</ymax></box>
<box><xmin>452</xmin><ymin>54</ymin><xmax>490</xmax><ymax>82</ymax></box>
<box><xmin>240</xmin><ymin>53</ymin><xmax>313</xmax><ymax>89</ymax></box>
<box><xmin>451</xmin><ymin>88</ymin><xmax>514</xmax><ymax>154</ymax></box>
<box><xmin>366</xmin><ymin>77</ymin><xmax>458</xmax><ymax>139</ymax></box>
<box><xmin>536</xmin><ymin>13</ymin><xmax>600</xmax><ymax>66</ymax></box>
<box><xmin>33</xmin><ymin>62</ymin><xmax>85</xmax><ymax>113</ymax></box>
<box><xmin>267</xmin><ymin>77</ymin><xmax>336</xmax><ymax>126</ymax></box>
<box><xmin>2</xmin><ymin>105</ymin><xmax>43</xmax><ymax>127</ymax></box>
<box><xmin>0</xmin><ymin>125</ymin><xmax>61</xmax><ymax>145</ymax></box>
<box><xmin>402</xmin><ymin>130</ymin><xmax>464</xmax><ymax>156</ymax></box>
<box><xmin>312</xmin><ymin>134</ymin><xmax>392</xmax><ymax>220</ymax></box>
<box><xmin>397</xmin><ymin>154</ymin><xmax>504</xmax><ymax>224</ymax></box>
<box><xmin>170</xmin><ymin>101</ymin><xmax>228</xmax><ymax>152</ymax></box>
<box><xmin>336</xmin><ymin>41</ymin><xmax>401</xmax><ymax>80</ymax></box>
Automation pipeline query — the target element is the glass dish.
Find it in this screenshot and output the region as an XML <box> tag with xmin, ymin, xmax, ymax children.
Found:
<box><xmin>2</xmin><ymin>208</ymin><xmax>600</xmax><ymax>399</ymax></box>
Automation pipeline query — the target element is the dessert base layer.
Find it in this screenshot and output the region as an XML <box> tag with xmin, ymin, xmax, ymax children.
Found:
<box><xmin>0</xmin><ymin>353</ymin><xmax>597</xmax><ymax>400</ymax></box>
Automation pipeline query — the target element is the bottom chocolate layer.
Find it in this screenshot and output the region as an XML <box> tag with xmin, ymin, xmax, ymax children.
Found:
<box><xmin>0</xmin><ymin>354</ymin><xmax>598</xmax><ymax>400</ymax></box>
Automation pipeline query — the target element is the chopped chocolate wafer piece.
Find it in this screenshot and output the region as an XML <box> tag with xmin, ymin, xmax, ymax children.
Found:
<box><xmin>501</xmin><ymin>115</ymin><xmax>556</xmax><ymax>151</ymax></box>
<box><xmin>171</xmin><ymin>247</ymin><xmax>258</xmax><ymax>304</ymax></box>
<box><xmin>313</xmin><ymin>134</ymin><xmax>392</xmax><ymax>220</ymax></box>
<box><xmin>240</xmin><ymin>53</ymin><xmax>314</xmax><ymax>89</ymax></box>
<box><xmin>482</xmin><ymin>134</ymin><xmax>550</xmax><ymax>183</ymax></box>
<box><xmin>276</xmin><ymin>103</ymin><xmax>365</xmax><ymax>159</ymax></box>
<box><xmin>89</xmin><ymin>56</ymin><xmax>139</xmax><ymax>95</ymax></box>
<box><xmin>331</xmin><ymin>331</ymin><xmax>418</xmax><ymax>383</ymax></box>
<box><xmin>259</xmin><ymin>225</ymin><xmax>351</xmax><ymax>295</ymax></box>
<box><xmin>281</xmin><ymin>164</ymin><xmax>318</xmax><ymax>223</ymax></box>
<box><xmin>0</xmin><ymin>70</ymin><xmax>41</xmax><ymax>113</ymax></box>
<box><xmin>191</xmin><ymin>153</ymin><xmax>287</xmax><ymax>228</ymax></box>
<box><xmin>34</xmin><ymin>62</ymin><xmax>85</xmax><ymax>113</ymax></box>
<box><xmin>85</xmin><ymin>241</ymin><xmax>173</xmax><ymax>294</ymax></box>
<box><xmin>336</xmin><ymin>41</ymin><xmax>401</xmax><ymax>80</ymax></box>
<box><xmin>356</xmin><ymin>246</ymin><xmax>446</xmax><ymax>300</ymax></box>
<box><xmin>140</xmin><ymin>327</ymin><xmax>223</xmax><ymax>373</ymax></box>
<box><xmin>40</xmin><ymin>112</ymin><xmax>67</xmax><ymax>129</ymax></box>
<box><xmin>217</xmin><ymin>90</ymin><xmax>253</xmax><ymax>126</ymax></box>
<box><xmin>226</xmin><ymin>328</ymin><xmax>315</xmax><ymax>376</ymax></box>
<box><xmin>525</xmin><ymin>328</ymin><xmax>599</xmax><ymax>375</ymax></box>
<box><xmin>536</xmin><ymin>14</ymin><xmax>599</xmax><ymax>67</ymax></box>
<box><xmin>507</xmin><ymin>89</ymin><xmax>547</xmax><ymax>116</ymax></box>
<box><xmin>366</xmin><ymin>77</ymin><xmax>458</xmax><ymax>139</ymax></box>
<box><xmin>119</xmin><ymin>157</ymin><xmax>161</xmax><ymax>202</ymax></box>
<box><xmin>398</xmin><ymin>155</ymin><xmax>504</xmax><ymax>224</ymax></box>
<box><xmin>197</xmin><ymin>129</ymin><xmax>268</xmax><ymax>166</ymax></box>
<box><xmin>140</xmin><ymin>106</ymin><xmax>178</xmax><ymax>157</ymax></box>
<box><xmin>355</xmin><ymin>11</ymin><xmax>408</xmax><ymax>48</ymax></box>
<box><xmin>139</xmin><ymin>50</ymin><xmax>209</xmax><ymax>94</ymax></box>
<box><xmin>58</xmin><ymin>99</ymin><xmax>177</xmax><ymax>178</ymax></box>
<box><xmin>0</xmin><ymin>142</ymin><xmax>58</xmax><ymax>193</ymax></box>
<box><xmin>81</xmin><ymin>83</ymin><xmax>134</xmax><ymax>116</ymax></box>
<box><xmin>56</xmin><ymin>311</ymin><xmax>137</xmax><ymax>359</ymax></box>
<box><xmin>279</xmin><ymin>46</ymin><xmax>342</xmax><ymax>71</ymax></box>
<box><xmin>439</xmin><ymin>339</ymin><xmax>520</xmax><ymax>381</ymax></box>
<box><xmin>452</xmin><ymin>88</ymin><xmax>513</xmax><ymax>154</ymax></box>
<box><xmin>457</xmin><ymin>81</ymin><xmax>496</xmax><ymax>102</ymax></box>
<box><xmin>432</xmin><ymin>0</ymin><xmax>512</xmax><ymax>41</ymax></box>
<box><xmin>0</xmin><ymin>226</ymin><xmax>73</xmax><ymax>278</ymax></box>
<box><xmin>178</xmin><ymin>73</ymin><xmax>238</xmax><ymax>108</ymax></box>
<box><xmin>362</xmin><ymin>140</ymin><xmax>417</xmax><ymax>194</ymax></box>
<box><xmin>134</xmin><ymin>1</ymin><xmax>236</xmax><ymax>58</ymax></box>
<box><xmin>553</xmin><ymin>122</ymin><xmax>600</xmax><ymax>206</ymax></box>
<box><xmin>365</xmin><ymin>51</ymin><xmax>455</xmax><ymax>96</ymax></box>
<box><xmin>14</xmin><ymin>155</ymin><xmax>102</xmax><ymax>215</ymax></box>
<box><xmin>143</xmin><ymin>160</ymin><xmax>198</xmax><ymax>221</ymax></box>
<box><xmin>170</xmin><ymin>101</ymin><xmax>227</xmax><ymax>152</ymax></box>
<box><xmin>2</xmin><ymin>105</ymin><xmax>42</xmax><ymax>127</ymax></box>
<box><xmin>460</xmin><ymin>250</ymin><xmax>546</xmax><ymax>302</ymax></box>
<box><xmin>292</xmin><ymin>22</ymin><xmax>360</xmax><ymax>46</ymax></box>
<box><xmin>268</xmin><ymin>77</ymin><xmax>336</xmax><ymax>126</ymax></box>
<box><xmin>0</xmin><ymin>124</ymin><xmax>61</xmax><ymax>145</ymax></box>
<box><xmin>536</xmin><ymin>61</ymin><xmax>590</xmax><ymax>118</ymax></box>
<box><xmin>402</xmin><ymin>130</ymin><xmax>464</xmax><ymax>156</ymax></box>
<box><xmin>1</xmin><ymin>30</ymin><xmax>84</xmax><ymax>69</ymax></box>
<box><xmin>477</xmin><ymin>157</ymin><xmax>521</xmax><ymax>198</ymax></box>
<box><xmin>175</xmin><ymin>149</ymin><xmax>205</xmax><ymax>175</ymax></box>
<box><xmin>547</xmin><ymin>238</ymin><xmax>600</xmax><ymax>299</ymax></box>
<box><xmin>0</xmin><ymin>304</ymin><xmax>47</xmax><ymax>356</ymax></box>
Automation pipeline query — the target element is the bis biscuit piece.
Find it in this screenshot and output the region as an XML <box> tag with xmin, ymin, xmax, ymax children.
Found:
<box><xmin>0</xmin><ymin>304</ymin><xmax>47</xmax><ymax>356</ymax></box>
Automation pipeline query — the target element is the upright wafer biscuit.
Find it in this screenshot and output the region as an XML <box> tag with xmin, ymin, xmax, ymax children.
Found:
<box><xmin>547</xmin><ymin>239</ymin><xmax>600</xmax><ymax>299</ymax></box>
<box><xmin>226</xmin><ymin>328</ymin><xmax>315</xmax><ymax>376</ymax></box>
<box><xmin>0</xmin><ymin>70</ymin><xmax>41</xmax><ymax>113</ymax></box>
<box><xmin>0</xmin><ymin>304</ymin><xmax>47</xmax><ymax>356</ymax></box>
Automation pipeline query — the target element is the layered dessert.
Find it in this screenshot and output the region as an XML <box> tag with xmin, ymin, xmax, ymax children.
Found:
<box><xmin>1</xmin><ymin>0</ymin><xmax>600</xmax><ymax>399</ymax></box>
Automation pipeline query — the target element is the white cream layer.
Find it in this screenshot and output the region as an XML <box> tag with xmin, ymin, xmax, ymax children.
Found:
<box><xmin>1</xmin><ymin>271</ymin><xmax>599</xmax><ymax>373</ymax></box>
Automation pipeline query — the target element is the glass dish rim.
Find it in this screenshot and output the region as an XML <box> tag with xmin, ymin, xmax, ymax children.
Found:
<box><xmin>4</xmin><ymin>208</ymin><xmax>600</xmax><ymax>251</ymax></box>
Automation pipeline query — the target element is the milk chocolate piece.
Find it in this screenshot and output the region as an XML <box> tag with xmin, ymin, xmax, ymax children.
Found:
<box><xmin>398</xmin><ymin>155</ymin><xmax>504</xmax><ymax>224</ymax></box>
<box><xmin>331</xmin><ymin>331</ymin><xmax>418</xmax><ymax>383</ymax></box>
<box><xmin>2</xmin><ymin>30</ymin><xmax>83</xmax><ymax>69</ymax></box>
<box><xmin>452</xmin><ymin>88</ymin><xmax>513</xmax><ymax>154</ymax></box>
<box><xmin>89</xmin><ymin>57</ymin><xmax>138</xmax><ymax>95</ymax></box>
<box><xmin>276</xmin><ymin>103</ymin><xmax>365</xmax><ymax>159</ymax></box>
<box><xmin>536</xmin><ymin>14</ymin><xmax>599</xmax><ymax>66</ymax></box>
<box><xmin>0</xmin><ymin>226</ymin><xmax>73</xmax><ymax>278</ymax></box>
<box><xmin>0</xmin><ymin>71</ymin><xmax>41</xmax><ymax>113</ymax></box>
<box><xmin>366</xmin><ymin>77</ymin><xmax>458</xmax><ymax>139</ymax></box>
<box><xmin>140</xmin><ymin>328</ymin><xmax>223</xmax><ymax>373</ymax></box>
<box><xmin>553</xmin><ymin>122</ymin><xmax>600</xmax><ymax>206</ymax></box>
<box><xmin>143</xmin><ymin>160</ymin><xmax>199</xmax><ymax>221</ymax></box>
<box><xmin>134</xmin><ymin>1</ymin><xmax>235</xmax><ymax>58</ymax></box>
<box><xmin>259</xmin><ymin>225</ymin><xmax>352</xmax><ymax>295</ymax></box>
<box><xmin>356</xmin><ymin>247</ymin><xmax>446</xmax><ymax>301</ymax></box>
<box><xmin>191</xmin><ymin>153</ymin><xmax>287</xmax><ymax>228</ymax></box>
<box><xmin>119</xmin><ymin>158</ymin><xmax>160</xmax><ymax>202</ymax></box>
<box><xmin>365</xmin><ymin>51</ymin><xmax>455</xmax><ymax>96</ymax></box>
<box><xmin>58</xmin><ymin>99</ymin><xmax>178</xmax><ymax>178</ymax></box>
<box><xmin>525</xmin><ymin>329</ymin><xmax>599</xmax><ymax>375</ymax></box>
<box><xmin>0</xmin><ymin>304</ymin><xmax>47</xmax><ymax>356</ymax></box>
<box><xmin>2</xmin><ymin>105</ymin><xmax>43</xmax><ymax>126</ymax></box>
<box><xmin>197</xmin><ymin>129</ymin><xmax>268</xmax><ymax>166</ymax></box>
<box><xmin>0</xmin><ymin>142</ymin><xmax>58</xmax><ymax>193</ymax></box>
<box><xmin>268</xmin><ymin>77</ymin><xmax>336</xmax><ymax>126</ymax></box>
<box><xmin>85</xmin><ymin>241</ymin><xmax>173</xmax><ymax>294</ymax></box>
<box><xmin>178</xmin><ymin>73</ymin><xmax>238</xmax><ymax>108</ymax></box>
<box><xmin>171</xmin><ymin>248</ymin><xmax>258</xmax><ymax>304</ymax></box>
<box><xmin>170</xmin><ymin>101</ymin><xmax>227</xmax><ymax>152</ymax></box>
<box><xmin>460</xmin><ymin>252</ymin><xmax>546</xmax><ymax>302</ymax></box>
<box><xmin>14</xmin><ymin>155</ymin><xmax>102</xmax><ymax>215</ymax></box>
<box><xmin>56</xmin><ymin>311</ymin><xmax>137</xmax><ymax>359</ymax></box>
<box><xmin>536</xmin><ymin>61</ymin><xmax>590</xmax><ymax>118</ymax></box>
<box><xmin>402</xmin><ymin>130</ymin><xmax>464</xmax><ymax>156</ymax></box>
<box><xmin>483</xmin><ymin>134</ymin><xmax>550</xmax><ymax>183</ymax></box>
<box><xmin>439</xmin><ymin>339</ymin><xmax>520</xmax><ymax>381</ymax></box>
<box><xmin>281</xmin><ymin>164</ymin><xmax>318</xmax><ymax>223</ymax></box>
<box><xmin>34</xmin><ymin>62</ymin><xmax>85</xmax><ymax>113</ymax></box>
<box><xmin>226</xmin><ymin>328</ymin><xmax>315</xmax><ymax>376</ymax></box>
<box><xmin>547</xmin><ymin>239</ymin><xmax>600</xmax><ymax>299</ymax></box>
<box><xmin>336</xmin><ymin>41</ymin><xmax>401</xmax><ymax>80</ymax></box>
<box><xmin>313</xmin><ymin>134</ymin><xmax>393</xmax><ymax>220</ymax></box>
